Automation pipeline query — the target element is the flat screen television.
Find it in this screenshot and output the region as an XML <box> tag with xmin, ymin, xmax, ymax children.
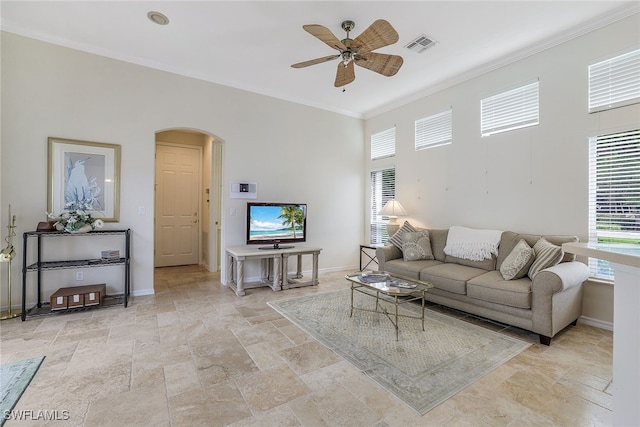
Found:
<box><xmin>246</xmin><ymin>202</ymin><xmax>307</xmax><ymax>249</ymax></box>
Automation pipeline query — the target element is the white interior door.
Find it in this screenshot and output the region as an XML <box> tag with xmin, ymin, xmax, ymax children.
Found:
<box><xmin>155</xmin><ymin>143</ymin><xmax>201</xmax><ymax>267</ymax></box>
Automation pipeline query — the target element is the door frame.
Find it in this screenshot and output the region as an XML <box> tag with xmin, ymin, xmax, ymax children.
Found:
<box><xmin>211</xmin><ymin>138</ymin><xmax>223</xmax><ymax>271</ymax></box>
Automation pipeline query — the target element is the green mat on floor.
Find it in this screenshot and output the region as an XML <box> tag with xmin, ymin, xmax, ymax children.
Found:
<box><xmin>0</xmin><ymin>356</ymin><xmax>45</xmax><ymax>426</ymax></box>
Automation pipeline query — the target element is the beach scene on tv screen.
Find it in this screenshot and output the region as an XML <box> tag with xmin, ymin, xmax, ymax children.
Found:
<box><xmin>249</xmin><ymin>205</ymin><xmax>305</xmax><ymax>241</ymax></box>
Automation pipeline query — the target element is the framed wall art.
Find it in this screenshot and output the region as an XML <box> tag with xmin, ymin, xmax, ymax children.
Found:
<box><xmin>47</xmin><ymin>137</ymin><xmax>121</xmax><ymax>221</ymax></box>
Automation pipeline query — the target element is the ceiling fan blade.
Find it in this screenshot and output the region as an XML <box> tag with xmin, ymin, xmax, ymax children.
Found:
<box><xmin>352</xmin><ymin>19</ymin><xmax>399</xmax><ymax>53</ymax></box>
<box><xmin>334</xmin><ymin>61</ymin><xmax>355</xmax><ymax>87</ymax></box>
<box><xmin>303</xmin><ymin>24</ymin><xmax>347</xmax><ymax>51</ymax></box>
<box><xmin>291</xmin><ymin>54</ymin><xmax>340</xmax><ymax>68</ymax></box>
<box><xmin>355</xmin><ymin>52</ymin><xmax>403</xmax><ymax>77</ymax></box>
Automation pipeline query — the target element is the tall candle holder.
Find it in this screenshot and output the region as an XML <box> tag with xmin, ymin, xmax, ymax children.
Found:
<box><xmin>0</xmin><ymin>204</ymin><xmax>20</xmax><ymax>320</ymax></box>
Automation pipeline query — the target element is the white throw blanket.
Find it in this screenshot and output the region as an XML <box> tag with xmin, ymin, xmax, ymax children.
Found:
<box><xmin>444</xmin><ymin>226</ymin><xmax>503</xmax><ymax>261</ymax></box>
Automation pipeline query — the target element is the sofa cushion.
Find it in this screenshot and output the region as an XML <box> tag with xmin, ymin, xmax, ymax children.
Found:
<box><xmin>443</xmin><ymin>226</ymin><xmax>502</xmax><ymax>261</ymax></box>
<box><xmin>428</xmin><ymin>229</ymin><xmax>449</xmax><ymax>262</ymax></box>
<box><xmin>402</xmin><ymin>231</ymin><xmax>434</xmax><ymax>261</ymax></box>
<box><xmin>388</xmin><ymin>221</ymin><xmax>416</xmax><ymax>249</ymax></box>
<box><xmin>376</xmin><ymin>244</ymin><xmax>403</xmax><ymax>266</ymax></box>
<box><xmin>445</xmin><ymin>254</ymin><xmax>496</xmax><ymax>271</ymax></box>
<box><xmin>467</xmin><ymin>271</ymin><xmax>532</xmax><ymax>309</ymax></box>
<box><xmin>419</xmin><ymin>263</ymin><xmax>487</xmax><ymax>295</ymax></box>
<box><xmin>497</xmin><ymin>231</ymin><xmax>578</xmax><ymax>270</ymax></box>
<box><xmin>542</xmin><ymin>235</ymin><xmax>578</xmax><ymax>262</ymax></box>
<box><xmin>384</xmin><ymin>258</ymin><xmax>442</xmax><ymax>280</ymax></box>
<box><xmin>528</xmin><ymin>238</ymin><xmax>563</xmax><ymax>279</ymax></box>
<box><xmin>496</xmin><ymin>231</ymin><xmax>520</xmax><ymax>270</ymax></box>
<box><xmin>500</xmin><ymin>239</ymin><xmax>535</xmax><ymax>280</ymax></box>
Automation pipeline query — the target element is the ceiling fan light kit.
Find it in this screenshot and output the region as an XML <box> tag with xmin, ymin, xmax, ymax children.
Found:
<box><xmin>292</xmin><ymin>19</ymin><xmax>404</xmax><ymax>87</ymax></box>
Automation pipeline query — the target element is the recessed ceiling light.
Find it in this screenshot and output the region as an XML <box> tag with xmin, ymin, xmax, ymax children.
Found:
<box><xmin>147</xmin><ymin>11</ymin><xmax>169</xmax><ymax>26</ymax></box>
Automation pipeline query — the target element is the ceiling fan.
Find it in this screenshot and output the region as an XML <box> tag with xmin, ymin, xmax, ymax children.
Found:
<box><xmin>291</xmin><ymin>19</ymin><xmax>404</xmax><ymax>87</ymax></box>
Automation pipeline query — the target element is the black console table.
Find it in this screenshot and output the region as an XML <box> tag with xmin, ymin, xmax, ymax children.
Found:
<box><xmin>21</xmin><ymin>229</ymin><xmax>131</xmax><ymax>320</ymax></box>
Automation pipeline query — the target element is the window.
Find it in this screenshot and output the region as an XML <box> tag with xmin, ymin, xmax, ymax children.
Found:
<box><xmin>481</xmin><ymin>81</ymin><xmax>539</xmax><ymax>136</ymax></box>
<box><xmin>371</xmin><ymin>127</ymin><xmax>396</xmax><ymax>160</ymax></box>
<box><xmin>588</xmin><ymin>129</ymin><xmax>640</xmax><ymax>279</ymax></box>
<box><xmin>415</xmin><ymin>109</ymin><xmax>452</xmax><ymax>150</ymax></box>
<box><xmin>589</xmin><ymin>48</ymin><xmax>640</xmax><ymax>113</ymax></box>
<box><xmin>370</xmin><ymin>167</ymin><xmax>395</xmax><ymax>244</ymax></box>
<box><xmin>370</xmin><ymin>127</ymin><xmax>396</xmax><ymax>243</ymax></box>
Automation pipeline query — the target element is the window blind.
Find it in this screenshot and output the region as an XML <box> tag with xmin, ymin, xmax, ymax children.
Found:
<box><xmin>481</xmin><ymin>81</ymin><xmax>539</xmax><ymax>136</ymax></box>
<box><xmin>415</xmin><ymin>109</ymin><xmax>452</xmax><ymax>150</ymax></box>
<box><xmin>370</xmin><ymin>167</ymin><xmax>395</xmax><ymax>244</ymax></box>
<box><xmin>589</xmin><ymin>48</ymin><xmax>640</xmax><ymax>113</ymax></box>
<box><xmin>371</xmin><ymin>127</ymin><xmax>396</xmax><ymax>160</ymax></box>
<box><xmin>588</xmin><ymin>128</ymin><xmax>640</xmax><ymax>279</ymax></box>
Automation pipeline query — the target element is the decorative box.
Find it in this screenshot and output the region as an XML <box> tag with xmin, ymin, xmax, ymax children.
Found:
<box><xmin>50</xmin><ymin>294</ymin><xmax>68</xmax><ymax>311</ymax></box>
<box><xmin>67</xmin><ymin>292</ymin><xmax>84</xmax><ymax>308</ymax></box>
<box><xmin>101</xmin><ymin>250</ymin><xmax>120</xmax><ymax>260</ymax></box>
<box><xmin>49</xmin><ymin>284</ymin><xmax>107</xmax><ymax>311</ymax></box>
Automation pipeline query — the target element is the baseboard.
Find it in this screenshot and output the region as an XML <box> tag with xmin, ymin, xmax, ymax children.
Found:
<box><xmin>319</xmin><ymin>265</ymin><xmax>359</xmax><ymax>274</ymax></box>
<box><xmin>0</xmin><ymin>303</ymin><xmax>21</xmax><ymax>312</ymax></box>
<box><xmin>579</xmin><ymin>315</ymin><xmax>613</xmax><ymax>332</ymax></box>
<box><xmin>131</xmin><ymin>289</ymin><xmax>155</xmax><ymax>297</ymax></box>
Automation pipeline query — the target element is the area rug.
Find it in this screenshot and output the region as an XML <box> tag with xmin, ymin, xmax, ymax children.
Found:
<box><xmin>268</xmin><ymin>290</ymin><xmax>529</xmax><ymax>414</ymax></box>
<box><xmin>0</xmin><ymin>356</ymin><xmax>45</xmax><ymax>426</ymax></box>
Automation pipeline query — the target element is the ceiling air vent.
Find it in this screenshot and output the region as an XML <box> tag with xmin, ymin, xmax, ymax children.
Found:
<box><xmin>405</xmin><ymin>35</ymin><xmax>436</xmax><ymax>53</ymax></box>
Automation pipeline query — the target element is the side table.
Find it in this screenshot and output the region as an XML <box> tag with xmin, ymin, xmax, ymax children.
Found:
<box><xmin>360</xmin><ymin>243</ymin><xmax>384</xmax><ymax>271</ymax></box>
<box><xmin>225</xmin><ymin>245</ymin><xmax>322</xmax><ymax>296</ymax></box>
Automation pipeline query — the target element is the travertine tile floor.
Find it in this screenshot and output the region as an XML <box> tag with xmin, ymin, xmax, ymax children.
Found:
<box><xmin>0</xmin><ymin>265</ymin><xmax>613</xmax><ymax>426</ymax></box>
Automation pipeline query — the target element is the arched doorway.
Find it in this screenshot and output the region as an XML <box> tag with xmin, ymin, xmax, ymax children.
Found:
<box><xmin>154</xmin><ymin>129</ymin><xmax>223</xmax><ymax>271</ymax></box>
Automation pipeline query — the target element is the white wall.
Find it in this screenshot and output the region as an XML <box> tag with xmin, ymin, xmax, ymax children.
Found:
<box><xmin>0</xmin><ymin>32</ymin><xmax>364</xmax><ymax>308</ymax></box>
<box><xmin>365</xmin><ymin>14</ymin><xmax>640</xmax><ymax>326</ymax></box>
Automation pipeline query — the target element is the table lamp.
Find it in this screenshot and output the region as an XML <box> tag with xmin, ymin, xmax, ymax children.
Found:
<box><xmin>379</xmin><ymin>200</ymin><xmax>407</xmax><ymax>236</ymax></box>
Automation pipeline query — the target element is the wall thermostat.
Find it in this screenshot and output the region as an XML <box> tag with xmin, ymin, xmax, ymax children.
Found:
<box><xmin>230</xmin><ymin>182</ymin><xmax>257</xmax><ymax>199</ymax></box>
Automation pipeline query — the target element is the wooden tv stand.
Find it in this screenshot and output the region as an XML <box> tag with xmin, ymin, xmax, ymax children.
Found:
<box><xmin>225</xmin><ymin>245</ymin><xmax>322</xmax><ymax>296</ymax></box>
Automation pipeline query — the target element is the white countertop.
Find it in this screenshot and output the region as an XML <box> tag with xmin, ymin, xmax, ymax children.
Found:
<box><xmin>563</xmin><ymin>242</ymin><xmax>640</xmax><ymax>269</ymax></box>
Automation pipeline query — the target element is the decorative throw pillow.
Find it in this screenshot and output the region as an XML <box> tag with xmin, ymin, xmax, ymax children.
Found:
<box><xmin>402</xmin><ymin>231</ymin><xmax>435</xmax><ymax>261</ymax></box>
<box><xmin>528</xmin><ymin>238</ymin><xmax>564</xmax><ymax>279</ymax></box>
<box><xmin>500</xmin><ymin>239</ymin><xmax>535</xmax><ymax>280</ymax></box>
<box><xmin>389</xmin><ymin>221</ymin><xmax>416</xmax><ymax>249</ymax></box>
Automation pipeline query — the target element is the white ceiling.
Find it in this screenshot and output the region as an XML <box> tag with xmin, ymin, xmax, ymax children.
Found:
<box><xmin>1</xmin><ymin>1</ymin><xmax>638</xmax><ymax>118</ymax></box>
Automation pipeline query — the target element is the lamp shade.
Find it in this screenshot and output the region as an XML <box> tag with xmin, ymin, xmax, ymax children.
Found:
<box><xmin>379</xmin><ymin>200</ymin><xmax>407</xmax><ymax>217</ymax></box>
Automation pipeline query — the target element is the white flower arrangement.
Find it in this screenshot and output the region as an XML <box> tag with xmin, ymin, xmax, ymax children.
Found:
<box><xmin>46</xmin><ymin>200</ymin><xmax>104</xmax><ymax>233</ymax></box>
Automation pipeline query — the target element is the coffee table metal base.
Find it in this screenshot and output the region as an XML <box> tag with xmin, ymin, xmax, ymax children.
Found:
<box><xmin>349</xmin><ymin>282</ymin><xmax>427</xmax><ymax>341</ymax></box>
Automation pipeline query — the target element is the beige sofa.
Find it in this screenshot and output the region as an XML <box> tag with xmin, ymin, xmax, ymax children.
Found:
<box><xmin>376</xmin><ymin>227</ymin><xmax>589</xmax><ymax>345</ymax></box>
